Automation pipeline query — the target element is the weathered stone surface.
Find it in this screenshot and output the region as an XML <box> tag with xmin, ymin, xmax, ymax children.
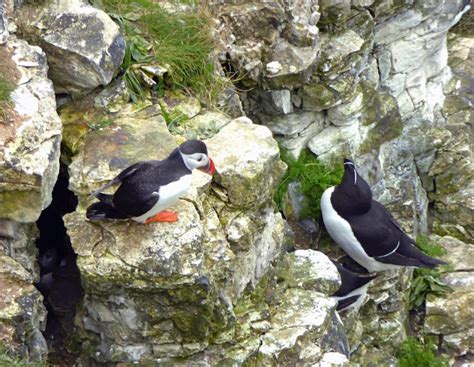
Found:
<box><xmin>0</xmin><ymin>220</ymin><xmax>38</xmax><ymax>278</ymax></box>
<box><xmin>425</xmin><ymin>272</ymin><xmax>474</xmax><ymax>354</ymax></box>
<box><xmin>277</xmin><ymin>250</ymin><xmax>341</xmax><ymax>295</ymax></box>
<box><xmin>207</xmin><ymin>118</ymin><xmax>286</xmax><ymax>208</ymax></box>
<box><xmin>16</xmin><ymin>0</ymin><xmax>125</xmax><ymax>96</ymax></box>
<box><xmin>430</xmin><ymin>34</ymin><xmax>473</xmax><ymax>242</ymax></box>
<box><xmin>212</xmin><ymin>1</ymin><xmax>320</xmax><ymax>87</ymax></box>
<box><xmin>171</xmin><ymin>111</ymin><xmax>230</xmax><ymax>140</ymax></box>
<box><xmin>67</xmin><ymin>109</ymin><xmax>176</xmax><ymax>207</ymax></box>
<box><xmin>0</xmin><ymin>255</ymin><xmax>47</xmax><ymax>360</ymax></box>
<box><xmin>258</xmin><ymin>289</ymin><xmax>338</xmax><ymax>365</ymax></box>
<box><xmin>424</xmin><ymin>235</ymin><xmax>474</xmax><ymax>355</ymax></box>
<box><xmin>0</xmin><ymin>35</ymin><xmax>61</xmax><ymax>223</ymax></box>
<box><xmin>308</xmin><ymin>122</ymin><xmax>361</xmax><ymax>163</ymax></box>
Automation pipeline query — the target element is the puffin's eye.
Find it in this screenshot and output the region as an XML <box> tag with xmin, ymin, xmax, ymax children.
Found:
<box><xmin>197</xmin><ymin>156</ymin><xmax>203</xmax><ymax>162</ymax></box>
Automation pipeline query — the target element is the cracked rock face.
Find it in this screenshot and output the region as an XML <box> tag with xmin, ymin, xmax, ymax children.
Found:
<box><xmin>15</xmin><ymin>0</ymin><xmax>125</xmax><ymax>96</ymax></box>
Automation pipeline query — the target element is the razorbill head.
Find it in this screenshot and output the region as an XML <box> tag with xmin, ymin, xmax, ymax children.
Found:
<box><xmin>321</xmin><ymin>158</ymin><xmax>446</xmax><ymax>272</ymax></box>
<box><xmin>86</xmin><ymin>139</ymin><xmax>215</xmax><ymax>224</ymax></box>
<box><xmin>331</xmin><ymin>260</ymin><xmax>377</xmax><ymax>312</ymax></box>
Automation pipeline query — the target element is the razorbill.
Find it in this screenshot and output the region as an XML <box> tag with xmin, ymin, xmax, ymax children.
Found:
<box><xmin>86</xmin><ymin>140</ymin><xmax>215</xmax><ymax>224</ymax></box>
<box><xmin>331</xmin><ymin>260</ymin><xmax>377</xmax><ymax>311</ymax></box>
<box><xmin>320</xmin><ymin>159</ymin><xmax>445</xmax><ymax>272</ymax></box>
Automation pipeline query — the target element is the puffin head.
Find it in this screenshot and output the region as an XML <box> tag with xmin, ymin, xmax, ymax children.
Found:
<box><xmin>178</xmin><ymin>140</ymin><xmax>216</xmax><ymax>175</ymax></box>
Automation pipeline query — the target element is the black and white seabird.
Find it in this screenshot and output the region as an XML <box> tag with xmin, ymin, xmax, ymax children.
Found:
<box><xmin>331</xmin><ymin>261</ymin><xmax>377</xmax><ymax>312</ymax></box>
<box><xmin>320</xmin><ymin>159</ymin><xmax>445</xmax><ymax>272</ymax></box>
<box><xmin>86</xmin><ymin>140</ymin><xmax>215</xmax><ymax>224</ymax></box>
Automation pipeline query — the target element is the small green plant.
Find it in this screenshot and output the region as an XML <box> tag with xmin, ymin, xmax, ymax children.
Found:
<box><xmin>409</xmin><ymin>236</ymin><xmax>452</xmax><ymax>309</ymax></box>
<box><xmin>0</xmin><ymin>74</ymin><xmax>14</xmax><ymax>117</ymax></box>
<box><xmin>274</xmin><ymin>149</ymin><xmax>343</xmax><ymax>220</ymax></box>
<box><xmin>0</xmin><ymin>343</ymin><xmax>48</xmax><ymax>366</ymax></box>
<box><xmin>93</xmin><ymin>0</ymin><xmax>227</xmax><ymax>105</ymax></box>
<box><xmin>396</xmin><ymin>337</ymin><xmax>449</xmax><ymax>367</ymax></box>
<box><xmin>87</xmin><ymin>117</ymin><xmax>114</xmax><ymax>130</ymax></box>
<box><xmin>159</xmin><ymin>102</ymin><xmax>190</xmax><ymax>134</ymax></box>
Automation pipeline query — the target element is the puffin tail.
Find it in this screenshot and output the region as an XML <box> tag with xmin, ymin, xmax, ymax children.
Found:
<box><xmin>86</xmin><ymin>194</ymin><xmax>128</xmax><ymax>221</ymax></box>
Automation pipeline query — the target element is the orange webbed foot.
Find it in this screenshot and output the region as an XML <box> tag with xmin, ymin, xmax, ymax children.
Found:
<box><xmin>145</xmin><ymin>211</ymin><xmax>179</xmax><ymax>224</ymax></box>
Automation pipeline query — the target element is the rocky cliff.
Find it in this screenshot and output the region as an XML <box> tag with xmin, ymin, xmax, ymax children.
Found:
<box><xmin>0</xmin><ymin>0</ymin><xmax>472</xmax><ymax>365</ymax></box>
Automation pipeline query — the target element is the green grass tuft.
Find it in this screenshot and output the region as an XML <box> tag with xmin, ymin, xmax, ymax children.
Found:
<box><xmin>274</xmin><ymin>149</ymin><xmax>343</xmax><ymax>220</ymax></box>
<box><xmin>93</xmin><ymin>0</ymin><xmax>227</xmax><ymax>105</ymax></box>
<box><xmin>0</xmin><ymin>343</ymin><xmax>48</xmax><ymax>366</ymax></box>
<box><xmin>0</xmin><ymin>74</ymin><xmax>14</xmax><ymax>117</ymax></box>
<box><xmin>396</xmin><ymin>337</ymin><xmax>449</xmax><ymax>367</ymax></box>
<box><xmin>409</xmin><ymin>236</ymin><xmax>451</xmax><ymax>309</ymax></box>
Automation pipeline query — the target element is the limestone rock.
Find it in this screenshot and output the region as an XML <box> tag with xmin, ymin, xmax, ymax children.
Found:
<box><xmin>0</xmin><ymin>255</ymin><xmax>47</xmax><ymax>360</ymax></box>
<box><xmin>0</xmin><ymin>220</ymin><xmax>38</xmax><ymax>278</ymax></box>
<box><xmin>430</xmin><ymin>34</ymin><xmax>474</xmax><ymax>242</ymax></box>
<box><xmin>64</xmin><ymin>110</ymin><xmax>292</xmax><ymax>363</ymax></box>
<box><xmin>258</xmin><ymin>289</ymin><xmax>338</xmax><ymax>365</ymax></box>
<box><xmin>308</xmin><ymin>122</ymin><xmax>362</xmax><ymax>163</ymax></box>
<box><xmin>212</xmin><ymin>1</ymin><xmax>320</xmax><ymax>87</ymax></box>
<box><xmin>67</xmin><ymin>108</ymin><xmax>176</xmax><ymax>207</ymax></box>
<box><xmin>16</xmin><ymin>0</ymin><xmax>125</xmax><ymax>96</ymax></box>
<box><xmin>277</xmin><ymin>250</ymin><xmax>341</xmax><ymax>295</ymax></box>
<box><xmin>0</xmin><ymin>35</ymin><xmax>61</xmax><ymax>223</ymax></box>
<box><xmin>171</xmin><ymin>111</ymin><xmax>230</xmax><ymax>140</ymax></box>
<box><xmin>424</xmin><ymin>235</ymin><xmax>474</xmax><ymax>355</ymax></box>
<box><xmin>207</xmin><ymin>118</ymin><xmax>286</xmax><ymax>208</ymax></box>
<box><xmin>425</xmin><ymin>272</ymin><xmax>474</xmax><ymax>354</ymax></box>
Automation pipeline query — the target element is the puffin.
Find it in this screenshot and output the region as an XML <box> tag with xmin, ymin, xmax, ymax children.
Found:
<box><xmin>86</xmin><ymin>140</ymin><xmax>215</xmax><ymax>224</ymax></box>
<box><xmin>320</xmin><ymin>159</ymin><xmax>445</xmax><ymax>273</ymax></box>
<box><xmin>331</xmin><ymin>260</ymin><xmax>376</xmax><ymax>312</ymax></box>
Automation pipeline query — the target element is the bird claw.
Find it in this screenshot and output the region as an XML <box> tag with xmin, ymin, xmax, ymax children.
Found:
<box><xmin>145</xmin><ymin>211</ymin><xmax>179</xmax><ymax>224</ymax></box>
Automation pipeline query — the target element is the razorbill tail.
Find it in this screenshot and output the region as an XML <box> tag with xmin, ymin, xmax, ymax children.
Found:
<box><xmin>331</xmin><ymin>260</ymin><xmax>377</xmax><ymax>311</ymax></box>
<box><xmin>86</xmin><ymin>140</ymin><xmax>215</xmax><ymax>224</ymax></box>
<box><xmin>321</xmin><ymin>159</ymin><xmax>446</xmax><ymax>272</ymax></box>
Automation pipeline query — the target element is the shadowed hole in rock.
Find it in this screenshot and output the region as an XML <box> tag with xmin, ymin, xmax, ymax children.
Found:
<box><xmin>35</xmin><ymin>164</ymin><xmax>83</xmax><ymax>365</ymax></box>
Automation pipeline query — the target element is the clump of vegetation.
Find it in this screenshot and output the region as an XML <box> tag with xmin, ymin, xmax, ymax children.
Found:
<box><xmin>0</xmin><ymin>74</ymin><xmax>14</xmax><ymax>117</ymax></box>
<box><xmin>0</xmin><ymin>343</ymin><xmax>48</xmax><ymax>367</ymax></box>
<box><xmin>159</xmin><ymin>102</ymin><xmax>189</xmax><ymax>133</ymax></box>
<box><xmin>93</xmin><ymin>0</ymin><xmax>227</xmax><ymax>105</ymax></box>
<box><xmin>409</xmin><ymin>236</ymin><xmax>452</xmax><ymax>309</ymax></box>
<box><xmin>274</xmin><ymin>149</ymin><xmax>343</xmax><ymax>220</ymax></box>
<box><xmin>396</xmin><ymin>337</ymin><xmax>449</xmax><ymax>367</ymax></box>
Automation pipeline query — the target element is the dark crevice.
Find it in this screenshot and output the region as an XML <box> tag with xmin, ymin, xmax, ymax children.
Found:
<box><xmin>35</xmin><ymin>164</ymin><xmax>83</xmax><ymax>365</ymax></box>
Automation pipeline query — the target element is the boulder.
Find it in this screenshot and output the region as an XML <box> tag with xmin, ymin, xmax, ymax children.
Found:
<box><xmin>277</xmin><ymin>249</ymin><xmax>341</xmax><ymax>295</ymax></box>
<box><xmin>0</xmin><ymin>35</ymin><xmax>61</xmax><ymax>223</ymax></box>
<box><xmin>206</xmin><ymin>117</ymin><xmax>286</xmax><ymax>208</ymax></box>
<box><xmin>15</xmin><ymin>0</ymin><xmax>125</xmax><ymax>96</ymax></box>
<box><xmin>65</xmin><ymin>116</ymin><xmax>292</xmax><ymax>363</ymax></box>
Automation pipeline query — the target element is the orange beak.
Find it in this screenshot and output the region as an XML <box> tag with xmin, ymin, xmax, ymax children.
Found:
<box><xmin>199</xmin><ymin>157</ymin><xmax>216</xmax><ymax>175</ymax></box>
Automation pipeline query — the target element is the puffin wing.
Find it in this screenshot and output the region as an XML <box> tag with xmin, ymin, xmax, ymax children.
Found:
<box><xmin>90</xmin><ymin>161</ymin><xmax>158</xmax><ymax>198</ymax></box>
